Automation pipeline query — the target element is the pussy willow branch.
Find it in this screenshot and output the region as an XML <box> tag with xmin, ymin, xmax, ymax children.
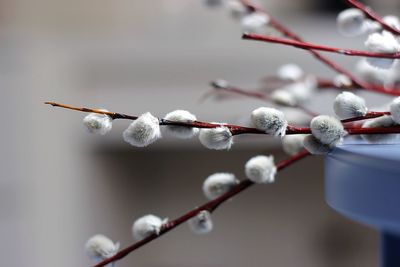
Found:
<box><xmin>209</xmin><ymin>83</ymin><xmax>319</xmax><ymax>117</ymax></box>
<box><xmin>45</xmin><ymin>101</ymin><xmax>400</xmax><ymax>135</ymax></box>
<box><xmin>315</xmin><ymin>77</ymin><xmax>356</xmax><ymax>90</ymax></box>
<box><xmin>45</xmin><ymin>101</ymin><xmax>302</xmax><ymax>135</ymax></box>
<box><xmin>341</xmin><ymin>111</ymin><xmax>391</xmax><ymax>123</ymax></box>
<box><xmin>346</xmin><ymin>0</ymin><xmax>400</xmax><ymax>36</ymax></box>
<box><xmin>243</xmin><ymin>33</ymin><xmax>400</xmax><ymax>59</ymax></box>
<box><xmin>239</xmin><ymin>0</ymin><xmax>400</xmax><ymax>96</ymax></box>
<box><xmin>261</xmin><ymin>76</ymin><xmax>358</xmax><ymax>90</ymax></box>
<box><xmin>93</xmin><ymin>149</ymin><xmax>311</xmax><ymax>267</ymax></box>
<box><xmin>222</xmin><ymin>76</ymin><xmax>356</xmax><ymax>93</ymax></box>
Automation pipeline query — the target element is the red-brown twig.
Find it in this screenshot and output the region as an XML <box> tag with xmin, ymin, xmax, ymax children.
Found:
<box><xmin>239</xmin><ymin>0</ymin><xmax>400</xmax><ymax>96</ymax></box>
<box><xmin>93</xmin><ymin>149</ymin><xmax>311</xmax><ymax>267</ymax></box>
<box><xmin>209</xmin><ymin>84</ymin><xmax>319</xmax><ymax>117</ymax></box>
<box><xmin>346</xmin><ymin>126</ymin><xmax>400</xmax><ymax>135</ymax></box>
<box><xmin>316</xmin><ymin>77</ymin><xmax>355</xmax><ymax>90</ymax></box>
<box><xmin>243</xmin><ymin>33</ymin><xmax>400</xmax><ymax>59</ymax></box>
<box><xmin>346</xmin><ymin>0</ymin><xmax>400</xmax><ymax>36</ymax></box>
<box><xmin>46</xmin><ymin>101</ymin><xmax>400</xmax><ymax>136</ymax></box>
<box><xmin>260</xmin><ymin>76</ymin><xmax>358</xmax><ymax>90</ymax></box>
<box><xmin>44</xmin><ymin>101</ymin><xmax>304</xmax><ymax>135</ymax></box>
<box><xmin>341</xmin><ymin>111</ymin><xmax>391</xmax><ymax>123</ymax></box>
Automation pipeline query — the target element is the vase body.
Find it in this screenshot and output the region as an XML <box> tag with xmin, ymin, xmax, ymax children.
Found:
<box><xmin>325</xmin><ymin>142</ymin><xmax>400</xmax><ymax>267</ymax></box>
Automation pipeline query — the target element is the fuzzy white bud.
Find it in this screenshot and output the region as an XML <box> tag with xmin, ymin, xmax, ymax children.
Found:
<box><xmin>355</xmin><ymin>59</ymin><xmax>389</xmax><ymax>84</ymax></box>
<box><xmin>310</xmin><ymin>115</ymin><xmax>346</xmax><ymax>146</ymax></box>
<box><xmin>282</xmin><ymin>75</ymin><xmax>317</xmax><ymax>103</ymax></box>
<box><xmin>85</xmin><ymin>234</ymin><xmax>119</xmax><ymax>263</ymax></box>
<box><xmin>365</xmin><ymin>31</ymin><xmax>400</xmax><ymax>69</ymax></box>
<box><xmin>188</xmin><ymin>210</ymin><xmax>213</xmax><ymax>235</ymax></box>
<box><xmin>333</xmin><ymin>91</ymin><xmax>368</xmax><ymax>119</ymax></box>
<box><xmin>199</xmin><ymin>125</ymin><xmax>233</xmax><ymax>150</ymax></box>
<box><xmin>362</xmin><ymin>116</ymin><xmax>399</xmax><ymax>143</ymax></box>
<box><xmin>390</xmin><ymin>97</ymin><xmax>400</xmax><ymax>124</ymax></box>
<box><xmin>245</xmin><ymin>155</ymin><xmax>276</xmax><ymax>184</ymax></box>
<box><xmin>277</xmin><ymin>63</ymin><xmax>304</xmax><ymax>81</ymax></box>
<box><xmin>202</xmin><ymin>172</ymin><xmax>238</xmax><ymax>200</ymax></box>
<box><xmin>282</xmin><ymin>135</ymin><xmax>305</xmax><ymax>155</ymax></box>
<box><xmin>163</xmin><ymin>110</ymin><xmax>199</xmax><ymax>139</ymax></box>
<box><xmin>337</xmin><ymin>8</ymin><xmax>367</xmax><ymax>36</ymax></box>
<box><xmin>211</xmin><ymin>79</ymin><xmax>229</xmax><ymax>89</ymax></box>
<box><xmin>123</xmin><ymin>112</ymin><xmax>161</xmax><ymax>147</ymax></box>
<box><xmin>271</xmin><ymin>89</ymin><xmax>297</xmax><ymax>107</ymax></box>
<box><xmin>383</xmin><ymin>15</ymin><xmax>400</xmax><ymax>31</ymax></box>
<box><xmin>333</xmin><ymin>74</ymin><xmax>352</xmax><ymax>88</ymax></box>
<box><xmin>132</xmin><ymin>214</ymin><xmax>165</xmax><ymax>241</ymax></box>
<box><xmin>83</xmin><ymin>112</ymin><xmax>112</xmax><ymax>135</ymax></box>
<box><xmin>303</xmin><ymin>135</ymin><xmax>333</xmax><ymax>155</ymax></box>
<box><xmin>365</xmin><ymin>30</ymin><xmax>400</xmax><ymax>53</ymax></box>
<box><xmin>364</xmin><ymin>20</ymin><xmax>382</xmax><ymax>33</ymax></box>
<box><xmin>241</xmin><ymin>12</ymin><xmax>269</xmax><ymax>34</ymax></box>
<box><xmin>251</xmin><ymin>107</ymin><xmax>288</xmax><ymax>137</ymax></box>
<box><xmin>226</xmin><ymin>0</ymin><xmax>247</xmax><ymax>19</ymax></box>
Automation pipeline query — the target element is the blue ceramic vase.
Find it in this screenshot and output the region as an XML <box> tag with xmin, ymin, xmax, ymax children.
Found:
<box><xmin>325</xmin><ymin>141</ymin><xmax>400</xmax><ymax>267</ymax></box>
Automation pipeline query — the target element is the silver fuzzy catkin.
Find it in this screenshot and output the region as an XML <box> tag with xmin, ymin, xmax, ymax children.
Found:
<box><xmin>251</xmin><ymin>107</ymin><xmax>288</xmax><ymax>137</ymax></box>
<box><xmin>188</xmin><ymin>210</ymin><xmax>213</xmax><ymax>235</ymax></box>
<box><xmin>277</xmin><ymin>63</ymin><xmax>304</xmax><ymax>81</ymax></box>
<box><xmin>333</xmin><ymin>91</ymin><xmax>368</xmax><ymax>119</ymax></box>
<box><xmin>163</xmin><ymin>110</ymin><xmax>199</xmax><ymax>139</ymax></box>
<box><xmin>333</xmin><ymin>75</ymin><xmax>352</xmax><ymax>88</ymax></box>
<box><xmin>390</xmin><ymin>97</ymin><xmax>400</xmax><ymax>124</ymax></box>
<box><xmin>310</xmin><ymin>115</ymin><xmax>346</xmax><ymax>146</ymax></box>
<box><xmin>199</xmin><ymin>125</ymin><xmax>233</xmax><ymax>150</ymax></box>
<box><xmin>202</xmin><ymin>173</ymin><xmax>238</xmax><ymax>200</ymax></box>
<box><xmin>282</xmin><ymin>75</ymin><xmax>317</xmax><ymax>103</ymax></box>
<box><xmin>241</xmin><ymin>12</ymin><xmax>269</xmax><ymax>34</ymax></box>
<box><xmin>271</xmin><ymin>89</ymin><xmax>297</xmax><ymax>107</ymax></box>
<box><xmin>132</xmin><ymin>214</ymin><xmax>165</xmax><ymax>241</ymax></box>
<box><xmin>245</xmin><ymin>155</ymin><xmax>276</xmax><ymax>184</ymax></box>
<box><xmin>85</xmin><ymin>234</ymin><xmax>119</xmax><ymax>264</ymax></box>
<box><xmin>303</xmin><ymin>135</ymin><xmax>333</xmax><ymax>155</ymax></box>
<box><xmin>123</xmin><ymin>112</ymin><xmax>161</xmax><ymax>147</ymax></box>
<box><xmin>282</xmin><ymin>135</ymin><xmax>305</xmax><ymax>155</ymax></box>
<box><xmin>362</xmin><ymin>116</ymin><xmax>399</xmax><ymax>143</ymax></box>
<box><xmin>365</xmin><ymin>31</ymin><xmax>400</xmax><ymax>69</ymax></box>
<box><xmin>337</xmin><ymin>8</ymin><xmax>366</xmax><ymax>36</ymax></box>
<box><xmin>226</xmin><ymin>0</ymin><xmax>247</xmax><ymax>19</ymax></box>
<box><xmin>83</xmin><ymin>112</ymin><xmax>113</xmax><ymax>135</ymax></box>
<box><xmin>383</xmin><ymin>15</ymin><xmax>400</xmax><ymax>31</ymax></box>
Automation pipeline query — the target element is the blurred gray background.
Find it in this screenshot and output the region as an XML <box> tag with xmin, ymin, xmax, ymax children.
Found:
<box><xmin>1</xmin><ymin>0</ymin><xmax>398</xmax><ymax>266</ymax></box>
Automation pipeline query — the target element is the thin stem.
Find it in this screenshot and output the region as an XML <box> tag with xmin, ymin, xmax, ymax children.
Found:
<box><xmin>45</xmin><ymin>101</ymin><xmax>310</xmax><ymax>135</ymax></box>
<box><xmin>316</xmin><ymin>77</ymin><xmax>356</xmax><ymax>90</ymax></box>
<box><xmin>46</xmin><ymin>101</ymin><xmax>311</xmax><ymax>135</ymax></box>
<box><xmin>239</xmin><ymin>0</ymin><xmax>400</xmax><ymax>96</ymax></box>
<box><xmin>93</xmin><ymin>150</ymin><xmax>311</xmax><ymax>267</ymax></box>
<box><xmin>46</xmin><ymin>101</ymin><xmax>266</xmax><ymax>135</ymax></box>
<box><xmin>346</xmin><ymin>125</ymin><xmax>400</xmax><ymax>135</ymax></box>
<box><xmin>346</xmin><ymin>0</ymin><xmax>400</xmax><ymax>36</ymax></box>
<box><xmin>210</xmin><ymin>84</ymin><xmax>318</xmax><ymax>117</ymax></box>
<box><xmin>261</xmin><ymin>76</ymin><xmax>358</xmax><ymax>90</ymax></box>
<box><xmin>45</xmin><ymin>102</ymin><xmax>139</xmax><ymax>120</ymax></box>
<box><xmin>46</xmin><ymin>101</ymin><xmax>400</xmax><ymax>135</ymax></box>
<box><xmin>341</xmin><ymin>111</ymin><xmax>391</xmax><ymax>123</ymax></box>
<box><xmin>243</xmin><ymin>33</ymin><xmax>400</xmax><ymax>59</ymax></box>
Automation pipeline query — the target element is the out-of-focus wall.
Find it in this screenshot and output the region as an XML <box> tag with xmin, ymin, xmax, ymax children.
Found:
<box><xmin>0</xmin><ymin>0</ymin><xmax>395</xmax><ymax>266</ymax></box>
